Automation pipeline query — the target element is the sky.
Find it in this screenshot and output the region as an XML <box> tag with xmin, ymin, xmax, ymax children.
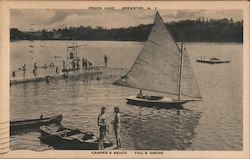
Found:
<box><xmin>10</xmin><ymin>9</ymin><xmax>243</xmax><ymax>31</ymax></box>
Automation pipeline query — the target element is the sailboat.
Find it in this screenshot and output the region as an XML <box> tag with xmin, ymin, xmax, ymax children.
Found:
<box><xmin>113</xmin><ymin>11</ymin><xmax>202</xmax><ymax>108</ymax></box>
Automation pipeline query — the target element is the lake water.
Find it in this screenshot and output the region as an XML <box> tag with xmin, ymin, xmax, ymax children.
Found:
<box><xmin>10</xmin><ymin>41</ymin><xmax>243</xmax><ymax>150</ymax></box>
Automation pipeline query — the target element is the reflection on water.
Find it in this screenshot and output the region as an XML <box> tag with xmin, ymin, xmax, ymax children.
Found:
<box><xmin>11</xmin><ymin>79</ymin><xmax>202</xmax><ymax>150</ymax></box>
<box><xmin>122</xmin><ymin>106</ymin><xmax>201</xmax><ymax>150</ymax></box>
<box><xmin>10</xmin><ymin>41</ymin><xmax>243</xmax><ymax>150</ymax></box>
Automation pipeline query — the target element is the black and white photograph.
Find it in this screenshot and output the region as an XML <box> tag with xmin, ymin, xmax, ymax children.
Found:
<box><xmin>0</xmin><ymin>1</ymin><xmax>248</xmax><ymax>158</ymax></box>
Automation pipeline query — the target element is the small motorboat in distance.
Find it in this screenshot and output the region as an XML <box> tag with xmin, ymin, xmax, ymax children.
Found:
<box><xmin>40</xmin><ymin>124</ymin><xmax>114</xmax><ymax>150</ymax></box>
<box><xmin>10</xmin><ymin>114</ymin><xmax>62</xmax><ymax>134</ymax></box>
<box><xmin>196</xmin><ymin>57</ymin><xmax>231</xmax><ymax>64</ymax></box>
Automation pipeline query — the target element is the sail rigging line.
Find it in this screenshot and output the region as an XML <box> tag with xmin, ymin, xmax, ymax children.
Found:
<box><xmin>178</xmin><ymin>43</ymin><xmax>184</xmax><ymax>101</ymax></box>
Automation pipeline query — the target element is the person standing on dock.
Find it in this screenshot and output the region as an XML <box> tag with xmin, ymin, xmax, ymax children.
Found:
<box><xmin>22</xmin><ymin>64</ymin><xmax>26</xmax><ymax>77</ymax></box>
<box><xmin>33</xmin><ymin>62</ymin><xmax>38</xmax><ymax>76</ymax></box>
<box><xmin>56</xmin><ymin>66</ymin><xmax>59</xmax><ymax>74</ymax></box>
<box><xmin>88</xmin><ymin>60</ymin><xmax>92</xmax><ymax>69</ymax></box>
<box><xmin>104</xmin><ymin>55</ymin><xmax>108</xmax><ymax>67</ymax></box>
<box><xmin>62</xmin><ymin>60</ymin><xmax>66</xmax><ymax>70</ymax></box>
<box><xmin>85</xmin><ymin>59</ymin><xmax>88</xmax><ymax>70</ymax></box>
<box><xmin>72</xmin><ymin>60</ymin><xmax>76</xmax><ymax>72</ymax></box>
<box><xmin>113</xmin><ymin>107</ymin><xmax>122</xmax><ymax>149</ymax></box>
<box><xmin>82</xmin><ymin>58</ymin><xmax>85</xmax><ymax>70</ymax></box>
<box><xmin>34</xmin><ymin>62</ymin><xmax>37</xmax><ymax>70</ymax></box>
<box><xmin>97</xmin><ymin>106</ymin><xmax>107</xmax><ymax>150</ymax></box>
<box><xmin>76</xmin><ymin>59</ymin><xmax>80</xmax><ymax>71</ymax></box>
<box><xmin>12</xmin><ymin>71</ymin><xmax>16</xmax><ymax>79</ymax></box>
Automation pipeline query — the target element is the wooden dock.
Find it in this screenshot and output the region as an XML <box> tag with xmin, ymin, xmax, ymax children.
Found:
<box><xmin>10</xmin><ymin>68</ymin><xmax>103</xmax><ymax>85</ymax></box>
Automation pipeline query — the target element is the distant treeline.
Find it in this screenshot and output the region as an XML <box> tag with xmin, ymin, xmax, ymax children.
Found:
<box><xmin>10</xmin><ymin>18</ymin><xmax>243</xmax><ymax>42</ymax></box>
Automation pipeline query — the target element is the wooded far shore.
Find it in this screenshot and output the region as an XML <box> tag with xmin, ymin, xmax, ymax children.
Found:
<box><xmin>10</xmin><ymin>18</ymin><xmax>243</xmax><ymax>43</ymax></box>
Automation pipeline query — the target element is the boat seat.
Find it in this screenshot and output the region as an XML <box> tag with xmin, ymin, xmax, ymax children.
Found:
<box><xmin>57</xmin><ymin>129</ymin><xmax>71</xmax><ymax>135</ymax></box>
<box><xmin>138</xmin><ymin>95</ymin><xmax>163</xmax><ymax>100</ymax></box>
<box><xmin>70</xmin><ymin>133</ymin><xmax>85</xmax><ymax>139</ymax></box>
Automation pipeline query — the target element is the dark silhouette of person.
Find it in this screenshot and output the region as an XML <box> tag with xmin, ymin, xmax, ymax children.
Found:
<box><xmin>56</xmin><ymin>66</ymin><xmax>59</xmax><ymax>74</ymax></box>
<box><xmin>33</xmin><ymin>62</ymin><xmax>38</xmax><ymax>76</ymax></box>
<box><xmin>82</xmin><ymin>58</ymin><xmax>85</xmax><ymax>69</ymax></box>
<box><xmin>62</xmin><ymin>60</ymin><xmax>66</xmax><ymax>70</ymax></box>
<box><xmin>22</xmin><ymin>64</ymin><xmax>26</xmax><ymax>77</ymax></box>
<box><xmin>104</xmin><ymin>55</ymin><xmax>108</xmax><ymax>67</ymax></box>
<box><xmin>88</xmin><ymin>61</ymin><xmax>92</xmax><ymax>68</ymax></box>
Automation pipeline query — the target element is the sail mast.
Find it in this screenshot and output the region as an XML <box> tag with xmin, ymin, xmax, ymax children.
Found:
<box><xmin>178</xmin><ymin>43</ymin><xmax>183</xmax><ymax>101</ymax></box>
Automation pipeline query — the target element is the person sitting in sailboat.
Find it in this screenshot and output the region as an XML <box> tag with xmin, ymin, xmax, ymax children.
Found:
<box><xmin>137</xmin><ymin>89</ymin><xmax>143</xmax><ymax>98</ymax></box>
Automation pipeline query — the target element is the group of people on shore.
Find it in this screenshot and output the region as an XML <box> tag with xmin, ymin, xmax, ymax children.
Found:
<box><xmin>97</xmin><ymin>106</ymin><xmax>122</xmax><ymax>150</ymax></box>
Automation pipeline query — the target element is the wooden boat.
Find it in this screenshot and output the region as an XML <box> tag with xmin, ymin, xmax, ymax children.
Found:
<box><xmin>10</xmin><ymin>114</ymin><xmax>62</xmax><ymax>133</ymax></box>
<box><xmin>114</xmin><ymin>11</ymin><xmax>202</xmax><ymax>109</ymax></box>
<box><xmin>196</xmin><ymin>57</ymin><xmax>231</xmax><ymax>64</ymax></box>
<box><xmin>40</xmin><ymin>124</ymin><xmax>114</xmax><ymax>150</ymax></box>
<box><xmin>126</xmin><ymin>95</ymin><xmax>187</xmax><ymax>109</ymax></box>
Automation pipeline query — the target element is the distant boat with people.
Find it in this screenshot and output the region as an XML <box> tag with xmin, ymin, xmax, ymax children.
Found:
<box><xmin>196</xmin><ymin>57</ymin><xmax>231</xmax><ymax>64</ymax></box>
<box><xmin>114</xmin><ymin>11</ymin><xmax>202</xmax><ymax>109</ymax></box>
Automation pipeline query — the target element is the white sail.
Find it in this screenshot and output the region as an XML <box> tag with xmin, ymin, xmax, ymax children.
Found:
<box><xmin>114</xmin><ymin>11</ymin><xmax>201</xmax><ymax>100</ymax></box>
<box><xmin>181</xmin><ymin>48</ymin><xmax>202</xmax><ymax>99</ymax></box>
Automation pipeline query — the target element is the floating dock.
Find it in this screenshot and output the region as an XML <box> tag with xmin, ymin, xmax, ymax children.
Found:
<box><xmin>196</xmin><ymin>57</ymin><xmax>231</xmax><ymax>64</ymax></box>
<box><xmin>196</xmin><ymin>59</ymin><xmax>231</xmax><ymax>64</ymax></box>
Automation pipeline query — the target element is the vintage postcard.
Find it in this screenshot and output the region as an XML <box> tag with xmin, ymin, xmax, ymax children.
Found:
<box><xmin>0</xmin><ymin>0</ymin><xmax>249</xmax><ymax>158</ymax></box>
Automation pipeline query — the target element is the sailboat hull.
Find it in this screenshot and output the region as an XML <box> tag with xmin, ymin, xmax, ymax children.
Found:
<box><xmin>126</xmin><ymin>95</ymin><xmax>188</xmax><ymax>109</ymax></box>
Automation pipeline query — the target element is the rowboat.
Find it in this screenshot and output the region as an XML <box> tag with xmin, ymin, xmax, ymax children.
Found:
<box><xmin>40</xmin><ymin>124</ymin><xmax>114</xmax><ymax>150</ymax></box>
<box><xmin>114</xmin><ymin>11</ymin><xmax>202</xmax><ymax>108</ymax></box>
<box><xmin>10</xmin><ymin>114</ymin><xmax>62</xmax><ymax>134</ymax></box>
<box><xmin>196</xmin><ymin>57</ymin><xmax>231</xmax><ymax>64</ymax></box>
